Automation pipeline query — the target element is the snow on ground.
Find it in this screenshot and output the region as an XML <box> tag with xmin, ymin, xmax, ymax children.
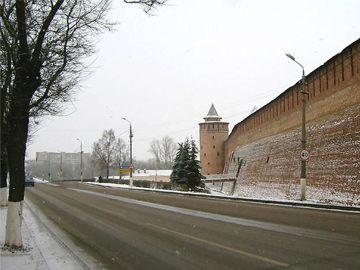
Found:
<box><xmin>87</xmin><ymin>182</ymin><xmax>214</xmax><ymax>196</ymax></box>
<box><xmin>33</xmin><ymin>177</ymin><xmax>49</xmax><ymax>183</ymax></box>
<box><xmin>104</xmin><ymin>170</ymin><xmax>172</xmax><ymax>181</ymax></box>
<box><xmin>0</xmin><ymin>197</ymin><xmax>100</xmax><ymax>270</ymax></box>
<box><xmin>133</xmin><ymin>170</ymin><xmax>172</xmax><ymax>177</ymax></box>
<box><xmin>215</xmin><ymin>181</ymin><xmax>360</xmax><ymax>207</ymax></box>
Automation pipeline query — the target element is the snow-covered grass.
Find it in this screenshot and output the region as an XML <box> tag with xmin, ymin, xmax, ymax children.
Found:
<box><xmin>102</xmin><ymin>170</ymin><xmax>172</xmax><ymax>181</ymax></box>
<box><xmin>132</xmin><ymin>169</ymin><xmax>172</xmax><ymax>177</ymax></box>
<box><xmin>209</xmin><ymin>181</ymin><xmax>360</xmax><ymax>207</ymax></box>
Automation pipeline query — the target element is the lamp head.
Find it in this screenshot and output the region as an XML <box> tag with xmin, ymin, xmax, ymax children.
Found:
<box><xmin>286</xmin><ymin>53</ymin><xmax>295</xmax><ymax>61</ymax></box>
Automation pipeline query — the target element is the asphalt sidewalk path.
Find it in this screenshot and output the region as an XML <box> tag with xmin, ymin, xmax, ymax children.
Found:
<box><xmin>25</xmin><ymin>182</ymin><xmax>360</xmax><ymax>270</ymax></box>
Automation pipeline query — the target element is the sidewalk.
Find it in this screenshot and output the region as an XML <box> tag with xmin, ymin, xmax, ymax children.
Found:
<box><xmin>0</xmin><ymin>200</ymin><xmax>93</xmax><ymax>270</ymax></box>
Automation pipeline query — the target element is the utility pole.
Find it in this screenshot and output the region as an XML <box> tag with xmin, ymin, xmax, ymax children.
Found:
<box><xmin>77</xmin><ymin>139</ymin><xmax>83</xmax><ymax>182</ymax></box>
<box><xmin>59</xmin><ymin>151</ymin><xmax>63</xmax><ymax>180</ymax></box>
<box><xmin>48</xmin><ymin>153</ymin><xmax>51</xmax><ymax>181</ymax></box>
<box><xmin>122</xmin><ymin>117</ymin><xmax>133</xmax><ymax>178</ymax></box>
<box><xmin>119</xmin><ymin>146</ymin><xmax>122</xmax><ymax>181</ymax></box>
<box><xmin>130</xmin><ymin>123</ymin><xmax>133</xmax><ymax>178</ymax></box>
<box><xmin>286</xmin><ymin>53</ymin><xmax>308</xmax><ymax>201</ymax></box>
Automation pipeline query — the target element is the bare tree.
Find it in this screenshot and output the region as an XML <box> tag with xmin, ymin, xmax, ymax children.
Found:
<box><xmin>149</xmin><ymin>139</ymin><xmax>161</xmax><ymax>167</ymax></box>
<box><xmin>92</xmin><ymin>129</ymin><xmax>117</xmax><ymax>180</ymax></box>
<box><xmin>149</xmin><ymin>136</ymin><xmax>177</xmax><ymax>169</ymax></box>
<box><xmin>114</xmin><ymin>137</ymin><xmax>129</xmax><ymax>178</ymax></box>
<box><xmin>0</xmin><ymin>0</ymin><xmax>166</xmax><ymax>248</ymax></box>
<box><xmin>161</xmin><ymin>136</ymin><xmax>177</xmax><ymax>168</ymax></box>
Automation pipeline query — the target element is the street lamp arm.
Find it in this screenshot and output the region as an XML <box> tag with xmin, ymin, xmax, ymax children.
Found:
<box><xmin>121</xmin><ymin>117</ymin><xmax>131</xmax><ymax>125</ymax></box>
<box><xmin>286</xmin><ymin>53</ymin><xmax>305</xmax><ymax>74</ymax></box>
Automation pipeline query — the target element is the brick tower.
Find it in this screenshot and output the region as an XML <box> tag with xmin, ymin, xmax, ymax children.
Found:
<box><xmin>199</xmin><ymin>104</ymin><xmax>229</xmax><ymax>175</ymax></box>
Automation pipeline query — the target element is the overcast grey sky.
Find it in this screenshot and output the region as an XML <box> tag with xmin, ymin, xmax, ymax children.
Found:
<box><xmin>27</xmin><ymin>0</ymin><xmax>360</xmax><ymax>161</ymax></box>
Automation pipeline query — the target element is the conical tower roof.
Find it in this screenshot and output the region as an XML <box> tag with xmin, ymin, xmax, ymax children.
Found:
<box><xmin>204</xmin><ymin>103</ymin><xmax>222</xmax><ymax>122</ymax></box>
<box><xmin>207</xmin><ymin>103</ymin><xmax>219</xmax><ymax>117</ymax></box>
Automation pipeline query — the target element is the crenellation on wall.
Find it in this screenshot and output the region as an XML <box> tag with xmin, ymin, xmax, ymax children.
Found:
<box><xmin>214</xmin><ymin>38</ymin><xmax>360</xmax><ymax>205</ymax></box>
<box><xmin>201</xmin><ymin>38</ymin><xmax>359</xmax><ymax>204</ymax></box>
<box><xmin>226</xmin><ymin>38</ymin><xmax>360</xmax><ymax>157</ymax></box>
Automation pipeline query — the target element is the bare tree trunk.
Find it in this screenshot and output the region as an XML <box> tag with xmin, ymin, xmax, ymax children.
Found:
<box><xmin>1</xmin><ymin>70</ymin><xmax>9</xmax><ymax>206</ymax></box>
<box><xmin>5</xmin><ymin>98</ymin><xmax>29</xmax><ymax>247</ymax></box>
<box><xmin>106</xmin><ymin>165</ymin><xmax>109</xmax><ymax>180</ymax></box>
<box><xmin>0</xmin><ymin>155</ymin><xmax>8</xmax><ymax>206</ymax></box>
<box><xmin>0</xmin><ymin>136</ymin><xmax>8</xmax><ymax>206</ymax></box>
<box><xmin>5</xmin><ymin>53</ymin><xmax>32</xmax><ymax>246</ymax></box>
<box><xmin>5</xmin><ymin>201</ymin><xmax>23</xmax><ymax>247</ymax></box>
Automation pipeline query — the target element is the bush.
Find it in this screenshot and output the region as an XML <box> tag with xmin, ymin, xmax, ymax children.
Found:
<box><xmin>133</xmin><ymin>180</ymin><xmax>151</xmax><ymax>188</ymax></box>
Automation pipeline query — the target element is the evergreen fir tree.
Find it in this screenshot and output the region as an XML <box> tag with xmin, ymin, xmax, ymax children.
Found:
<box><xmin>179</xmin><ymin>139</ymin><xmax>191</xmax><ymax>184</ymax></box>
<box><xmin>171</xmin><ymin>138</ymin><xmax>202</xmax><ymax>190</ymax></box>
<box><xmin>187</xmin><ymin>139</ymin><xmax>202</xmax><ymax>190</ymax></box>
<box><xmin>170</xmin><ymin>142</ymin><xmax>183</xmax><ymax>183</ymax></box>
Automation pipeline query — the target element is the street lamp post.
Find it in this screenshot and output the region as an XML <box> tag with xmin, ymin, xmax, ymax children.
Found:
<box><xmin>286</xmin><ymin>53</ymin><xmax>307</xmax><ymax>201</ymax></box>
<box><xmin>58</xmin><ymin>151</ymin><xmax>63</xmax><ymax>180</ymax></box>
<box><xmin>48</xmin><ymin>153</ymin><xmax>51</xmax><ymax>181</ymax></box>
<box><xmin>121</xmin><ymin>117</ymin><xmax>133</xmax><ymax>178</ymax></box>
<box><xmin>76</xmin><ymin>138</ymin><xmax>83</xmax><ymax>182</ymax></box>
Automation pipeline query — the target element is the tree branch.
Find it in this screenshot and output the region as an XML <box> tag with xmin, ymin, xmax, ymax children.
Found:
<box><xmin>31</xmin><ymin>0</ymin><xmax>64</xmax><ymax>68</ymax></box>
<box><xmin>123</xmin><ymin>0</ymin><xmax>166</xmax><ymax>13</ymax></box>
<box><xmin>15</xmin><ymin>0</ymin><xmax>29</xmax><ymax>59</ymax></box>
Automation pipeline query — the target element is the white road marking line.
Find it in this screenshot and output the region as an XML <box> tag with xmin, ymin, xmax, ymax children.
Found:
<box><xmin>147</xmin><ymin>223</ymin><xmax>290</xmax><ymax>267</ymax></box>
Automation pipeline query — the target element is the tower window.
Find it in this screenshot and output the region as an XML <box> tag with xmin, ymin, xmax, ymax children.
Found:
<box><xmin>217</xmin><ymin>152</ymin><xmax>220</xmax><ymax>156</ymax></box>
<box><xmin>204</xmin><ymin>153</ymin><xmax>206</xmax><ymax>157</ymax></box>
<box><xmin>208</xmin><ymin>162</ymin><xmax>210</xmax><ymax>165</ymax></box>
<box><xmin>213</xmin><ymin>145</ymin><xmax>215</xmax><ymax>149</ymax></box>
<box><xmin>212</xmin><ymin>136</ymin><xmax>215</xmax><ymax>139</ymax></box>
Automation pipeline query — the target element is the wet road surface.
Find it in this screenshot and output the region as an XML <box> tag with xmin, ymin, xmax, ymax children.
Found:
<box><xmin>25</xmin><ymin>182</ymin><xmax>360</xmax><ymax>270</ymax></box>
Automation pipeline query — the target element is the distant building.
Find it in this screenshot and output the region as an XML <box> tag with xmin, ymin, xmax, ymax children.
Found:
<box><xmin>29</xmin><ymin>151</ymin><xmax>92</xmax><ymax>181</ymax></box>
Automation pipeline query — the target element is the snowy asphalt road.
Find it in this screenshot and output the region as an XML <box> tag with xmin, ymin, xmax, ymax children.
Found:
<box><xmin>25</xmin><ymin>182</ymin><xmax>360</xmax><ymax>270</ymax></box>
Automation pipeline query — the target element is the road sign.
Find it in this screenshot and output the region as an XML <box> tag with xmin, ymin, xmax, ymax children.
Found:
<box><xmin>300</xmin><ymin>150</ymin><xmax>309</xmax><ymax>161</ymax></box>
<box><xmin>119</xmin><ymin>165</ymin><xmax>132</xmax><ymax>173</ymax></box>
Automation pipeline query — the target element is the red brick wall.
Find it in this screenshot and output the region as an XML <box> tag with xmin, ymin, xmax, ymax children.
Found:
<box><xmin>223</xmin><ymin>38</ymin><xmax>360</xmax><ymax>203</ymax></box>
<box><xmin>226</xmin><ymin>39</ymin><xmax>360</xmax><ymax>155</ymax></box>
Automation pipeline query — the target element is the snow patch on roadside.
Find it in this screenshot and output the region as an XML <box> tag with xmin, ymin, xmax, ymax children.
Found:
<box><xmin>0</xmin><ymin>200</ymin><xmax>98</xmax><ymax>270</ymax></box>
<box><xmin>33</xmin><ymin>177</ymin><xmax>49</xmax><ymax>183</ymax></box>
<box><xmin>212</xmin><ymin>181</ymin><xmax>360</xmax><ymax>207</ymax></box>
<box><xmin>86</xmin><ymin>182</ymin><xmax>212</xmax><ymax>196</ymax></box>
